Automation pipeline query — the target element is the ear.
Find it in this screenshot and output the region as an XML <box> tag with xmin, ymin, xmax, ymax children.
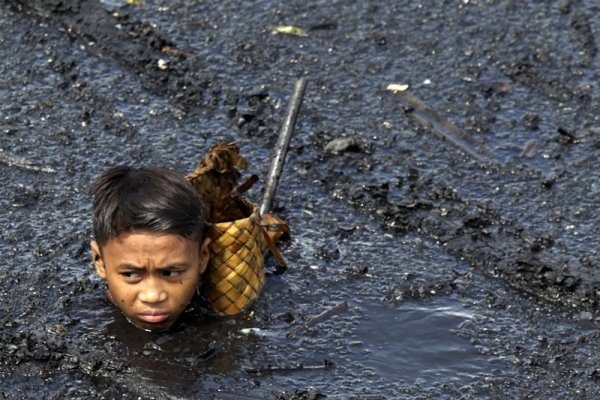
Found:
<box><xmin>198</xmin><ymin>237</ymin><xmax>211</xmax><ymax>275</ymax></box>
<box><xmin>91</xmin><ymin>240</ymin><xmax>107</xmax><ymax>279</ymax></box>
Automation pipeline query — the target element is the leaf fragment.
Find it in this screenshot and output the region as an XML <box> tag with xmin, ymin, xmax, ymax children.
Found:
<box><xmin>272</xmin><ymin>26</ymin><xmax>308</xmax><ymax>37</ymax></box>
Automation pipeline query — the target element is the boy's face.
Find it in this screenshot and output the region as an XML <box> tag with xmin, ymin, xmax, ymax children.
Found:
<box><xmin>91</xmin><ymin>230</ymin><xmax>210</xmax><ymax>331</ymax></box>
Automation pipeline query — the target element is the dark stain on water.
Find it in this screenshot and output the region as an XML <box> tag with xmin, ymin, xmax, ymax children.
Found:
<box><xmin>2</xmin><ymin>0</ymin><xmax>600</xmax><ymax>398</ymax></box>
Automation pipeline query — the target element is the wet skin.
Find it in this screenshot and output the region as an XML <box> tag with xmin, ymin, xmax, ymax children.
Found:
<box><xmin>91</xmin><ymin>230</ymin><xmax>210</xmax><ymax>331</ymax></box>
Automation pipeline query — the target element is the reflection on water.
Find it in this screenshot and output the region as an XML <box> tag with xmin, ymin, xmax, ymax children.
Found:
<box><xmin>355</xmin><ymin>297</ymin><xmax>487</xmax><ymax>384</ymax></box>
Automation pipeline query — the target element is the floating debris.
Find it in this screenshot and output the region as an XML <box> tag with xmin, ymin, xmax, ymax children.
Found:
<box><xmin>272</xmin><ymin>26</ymin><xmax>308</xmax><ymax>37</ymax></box>
<box><xmin>520</xmin><ymin>140</ymin><xmax>538</xmax><ymax>158</ymax></box>
<box><xmin>240</xmin><ymin>327</ymin><xmax>264</xmax><ymax>335</ymax></box>
<box><xmin>157</xmin><ymin>59</ymin><xmax>168</xmax><ymax>70</ymax></box>
<box><xmin>495</xmin><ymin>81</ymin><xmax>511</xmax><ymax>94</ymax></box>
<box><xmin>245</xmin><ymin>359</ymin><xmax>334</xmax><ymax>374</ymax></box>
<box><xmin>305</xmin><ymin>301</ymin><xmax>349</xmax><ymax>328</ymax></box>
<box><xmin>286</xmin><ymin>301</ymin><xmax>349</xmax><ymax>339</ymax></box>
<box><xmin>386</xmin><ymin>83</ymin><xmax>410</xmax><ymax>92</ymax></box>
<box><xmin>161</xmin><ymin>46</ymin><xmax>192</xmax><ymax>57</ymax></box>
<box><xmin>240</xmin><ymin>327</ymin><xmax>279</xmax><ymax>338</ymax></box>
<box><xmin>388</xmin><ymin>90</ymin><xmax>495</xmax><ymax>163</ymax></box>
<box><xmin>0</xmin><ymin>149</ymin><xmax>56</xmax><ymax>173</ymax></box>
<box><xmin>558</xmin><ymin>126</ymin><xmax>579</xmax><ymax>144</ymax></box>
<box><xmin>325</xmin><ymin>136</ymin><xmax>361</xmax><ymax>154</ymax></box>
<box><xmin>308</xmin><ymin>21</ymin><xmax>338</xmax><ymax>31</ymax></box>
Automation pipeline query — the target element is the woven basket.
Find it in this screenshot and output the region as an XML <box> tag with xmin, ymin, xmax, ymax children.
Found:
<box><xmin>202</xmin><ymin>199</ymin><xmax>266</xmax><ymax>314</ymax></box>
<box><xmin>187</xmin><ymin>143</ymin><xmax>286</xmax><ymax>315</ymax></box>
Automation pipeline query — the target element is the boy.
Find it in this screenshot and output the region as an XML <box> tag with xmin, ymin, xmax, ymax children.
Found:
<box><xmin>90</xmin><ymin>166</ymin><xmax>211</xmax><ymax>331</ymax></box>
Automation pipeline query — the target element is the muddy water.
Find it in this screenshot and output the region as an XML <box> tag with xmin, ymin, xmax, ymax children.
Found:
<box><xmin>2</xmin><ymin>0</ymin><xmax>600</xmax><ymax>398</ymax></box>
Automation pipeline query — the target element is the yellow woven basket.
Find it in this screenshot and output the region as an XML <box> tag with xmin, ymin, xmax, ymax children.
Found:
<box><xmin>203</xmin><ymin>200</ymin><xmax>266</xmax><ymax>315</ymax></box>
<box><xmin>187</xmin><ymin>143</ymin><xmax>286</xmax><ymax>315</ymax></box>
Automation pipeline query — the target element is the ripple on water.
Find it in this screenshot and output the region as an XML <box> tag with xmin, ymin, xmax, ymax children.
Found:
<box><xmin>354</xmin><ymin>297</ymin><xmax>489</xmax><ymax>385</ymax></box>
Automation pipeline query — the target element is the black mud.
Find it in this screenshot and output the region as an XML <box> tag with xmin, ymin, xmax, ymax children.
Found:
<box><xmin>2</xmin><ymin>0</ymin><xmax>600</xmax><ymax>398</ymax></box>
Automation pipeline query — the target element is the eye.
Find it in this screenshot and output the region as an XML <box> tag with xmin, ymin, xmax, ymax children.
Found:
<box><xmin>161</xmin><ymin>269</ymin><xmax>183</xmax><ymax>278</ymax></box>
<box><xmin>120</xmin><ymin>271</ymin><xmax>141</xmax><ymax>280</ymax></box>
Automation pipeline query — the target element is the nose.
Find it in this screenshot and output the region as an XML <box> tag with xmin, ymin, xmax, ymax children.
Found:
<box><xmin>138</xmin><ymin>279</ymin><xmax>168</xmax><ymax>304</ymax></box>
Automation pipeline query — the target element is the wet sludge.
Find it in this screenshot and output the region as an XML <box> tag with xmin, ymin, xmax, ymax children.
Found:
<box><xmin>2</xmin><ymin>0</ymin><xmax>600</xmax><ymax>398</ymax></box>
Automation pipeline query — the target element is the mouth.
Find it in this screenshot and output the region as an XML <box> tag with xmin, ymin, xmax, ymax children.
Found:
<box><xmin>138</xmin><ymin>311</ymin><xmax>170</xmax><ymax>324</ymax></box>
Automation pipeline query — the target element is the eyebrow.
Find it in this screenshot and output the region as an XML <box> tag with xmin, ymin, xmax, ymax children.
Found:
<box><xmin>116</xmin><ymin>263</ymin><xmax>189</xmax><ymax>270</ymax></box>
<box><xmin>159</xmin><ymin>264</ymin><xmax>189</xmax><ymax>270</ymax></box>
<box><xmin>117</xmin><ymin>264</ymin><xmax>144</xmax><ymax>271</ymax></box>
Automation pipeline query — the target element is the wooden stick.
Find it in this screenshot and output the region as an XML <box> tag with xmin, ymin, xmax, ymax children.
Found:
<box><xmin>260</xmin><ymin>78</ymin><xmax>307</xmax><ymax>215</ymax></box>
<box><xmin>0</xmin><ymin>149</ymin><xmax>56</xmax><ymax>173</ymax></box>
<box><xmin>245</xmin><ymin>359</ymin><xmax>334</xmax><ymax>374</ymax></box>
<box><xmin>305</xmin><ymin>301</ymin><xmax>349</xmax><ymax>328</ymax></box>
<box><xmin>391</xmin><ymin>90</ymin><xmax>495</xmax><ymax>163</ymax></box>
<box><xmin>287</xmin><ymin>301</ymin><xmax>349</xmax><ymax>338</ymax></box>
<box><xmin>557</xmin><ymin>126</ymin><xmax>579</xmax><ymax>143</ymax></box>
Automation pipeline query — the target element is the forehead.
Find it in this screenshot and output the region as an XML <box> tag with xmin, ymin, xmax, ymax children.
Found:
<box><xmin>101</xmin><ymin>230</ymin><xmax>199</xmax><ymax>264</ymax></box>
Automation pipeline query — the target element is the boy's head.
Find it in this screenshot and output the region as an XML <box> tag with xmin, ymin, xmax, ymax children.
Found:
<box><xmin>90</xmin><ymin>166</ymin><xmax>210</xmax><ymax>331</ymax></box>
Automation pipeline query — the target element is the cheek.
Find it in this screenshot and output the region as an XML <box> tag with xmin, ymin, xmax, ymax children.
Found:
<box><xmin>174</xmin><ymin>280</ymin><xmax>198</xmax><ymax>306</ymax></box>
<box><xmin>110</xmin><ymin>288</ymin><xmax>130</xmax><ymax>305</ymax></box>
<box><xmin>106</xmin><ymin>280</ymin><xmax>134</xmax><ymax>303</ymax></box>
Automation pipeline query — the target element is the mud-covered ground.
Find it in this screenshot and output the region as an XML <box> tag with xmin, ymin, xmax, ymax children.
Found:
<box><xmin>2</xmin><ymin>0</ymin><xmax>600</xmax><ymax>398</ymax></box>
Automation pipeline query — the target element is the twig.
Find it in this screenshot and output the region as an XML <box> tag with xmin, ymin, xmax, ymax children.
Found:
<box><xmin>287</xmin><ymin>301</ymin><xmax>349</xmax><ymax>338</ymax></box>
<box><xmin>519</xmin><ymin>140</ymin><xmax>538</xmax><ymax>158</ymax></box>
<box><xmin>211</xmin><ymin>393</ymin><xmax>266</xmax><ymax>400</ymax></box>
<box><xmin>390</xmin><ymin>90</ymin><xmax>494</xmax><ymax>163</ymax></box>
<box><xmin>305</xmin><ymin>301</ymin><xmax>348</xmax><ymax>328</ymax></box>
<box><xmin>0</xmin><ymin>149</ymin><xmax>56</xmax><ymax>173</ymax></box>
<box><xmin>557</xmin><ymin>126</ymin><xmax>579</xmax><ymax>143</ymax></box>
<box><xmin>245</xmin><ymin>359</ymin><xmax>334</xmax><ymax>375</ymax></box>
<box><xmin>260</xmin><ymin>78</ymin><xmax>307</xmax><ymax>215</ymax></box>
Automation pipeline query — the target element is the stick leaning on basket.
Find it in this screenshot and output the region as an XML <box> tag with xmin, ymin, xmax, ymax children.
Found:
<box><xmin>186</xmin><ymin>78</ymin><xmax>307</xmax><ymax>315</ymax></box>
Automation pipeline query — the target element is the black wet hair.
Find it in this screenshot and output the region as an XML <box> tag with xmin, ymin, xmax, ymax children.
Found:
<box><xmin>92</xmin><ymin>166</ymin><xmax>204</xmax><ymax>246</ymax></box>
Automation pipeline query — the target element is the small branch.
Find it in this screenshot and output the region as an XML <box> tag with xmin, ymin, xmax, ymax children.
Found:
<box><xmin>0</xmin><ymin>149</ymin><xmax>56</xmax><ymax>173</ymax></box>
<box><xmin>305</xmin><ymin>301</ymin><xmax>349</xmax><ymax>328</ymax></box>
<box><xmin>287</xmin><ymin>301</ymin><xmax>349</xmax><ymax>338</ymax></box>
<box><xmin>388</xmin><ymin>90</ymin><xmax>495</xmax><ymax>163</ymax></box>
<box><xmin>245</xmin><ymin>359</ymin><xmax>334</xmax><ymax>375</ymax></box>
<box><xmin>557</xmin><ymin>126</ymin><xmax>579</xmax><ymax>143</ymax></box>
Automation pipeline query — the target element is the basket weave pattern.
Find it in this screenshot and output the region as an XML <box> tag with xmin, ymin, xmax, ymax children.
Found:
<box><xmin>187</xmin><ymin>143</ymin><xmax>270</xmax><ymax>315</ymax></box>
<box><xmin>203</xmin><ymin>205</ymin><xmax>266</xmax><ymax>315</ymax></box>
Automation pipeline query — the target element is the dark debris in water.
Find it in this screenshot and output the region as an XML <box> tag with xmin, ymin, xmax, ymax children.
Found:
<box><xmin>385</xmin><ymin>280</ymin><xmax>456</xmax><ymax>305</ymax></box>
<box><xmin>246</xmin><ymin>359</ymin><xmax>334</xmax><ymax>375</ymax></box>
<box><xmin>321</xmin><ymin>163</ymin><xmax>600</xmax><ymax>311</ymax></box>
<box><xmin>274</xmin><ymin>388</ymin><xmax>326</xmax><ymax>400</ymax></box>
<box><xmin>3</xmin><ymin>0</ymin><xmax>600</xmax><ymax>398</ymax></box>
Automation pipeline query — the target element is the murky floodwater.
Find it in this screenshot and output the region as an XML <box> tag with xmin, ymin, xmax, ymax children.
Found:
<box><xmin>2</xmin><ymin>0</ymin><xmax>600</xmax><ymax>398</ymax></box>
<box><xmin>355</xmin><ymin>300</ymin><xmax>485</xmax><ymax>383</ymax></box>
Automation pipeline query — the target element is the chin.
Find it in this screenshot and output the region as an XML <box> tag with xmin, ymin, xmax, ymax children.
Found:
<box><xmin>136</xmin><ymin>321</ymin><xmax>173</xmax><ymax>332</ymax></box>
<box><xmin>128</xmin><ymin>316</ymin><xmax>177</xmax><ymax>332</ymax></box>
